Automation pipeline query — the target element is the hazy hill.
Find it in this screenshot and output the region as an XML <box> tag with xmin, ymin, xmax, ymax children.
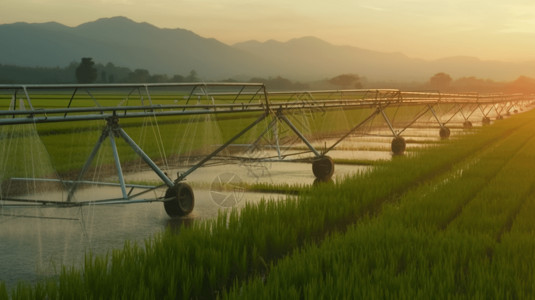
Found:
<box><xmin>1</xmin><ymin>16</ymin><xmax>535</xmax><ymax>82</ymax></box>
<box><xmin>234</xmin><ymin>37</ymin><xmax>535</xmax><ymax>81</ymax></box>
<box><xmin>0</xmin><ymin>17</ymin><xmax>267</xmax><ymax>79</ymax></box>
<box><xmin>233</xmin><ymin>37</ymin><xmax>429</xmax><ymax>80</ymax></box>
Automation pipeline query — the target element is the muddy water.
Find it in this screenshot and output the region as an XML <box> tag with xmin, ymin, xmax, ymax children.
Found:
<box><xmin>0</xmin><ymin>126</ymin><xmax>451</xmax><ymax>289</ymax></box>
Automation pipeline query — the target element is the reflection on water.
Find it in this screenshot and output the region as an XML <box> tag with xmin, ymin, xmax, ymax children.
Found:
<box><xmin>0</xmin><ymin>126</ymin><xmax>447</xmax><ymax>289</ymax></box>
<box><xmin>0</xmin><ymin>188</ymin><xmax>271</xmax><ymax>288</ymax></box>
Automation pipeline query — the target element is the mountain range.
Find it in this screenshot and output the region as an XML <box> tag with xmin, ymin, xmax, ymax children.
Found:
<box><xmin>1</xmin><ymin>16</ymin><xmax>534</xmax><ymax>82</ymax></box>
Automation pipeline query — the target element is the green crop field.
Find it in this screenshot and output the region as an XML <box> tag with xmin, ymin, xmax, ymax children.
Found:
<box><xmin>3</xmin><ymin>103</ymin><xmax>535</xmax><ymax>298</ymax></box>
<box><xmin>1</xmin><ymin>96</ymin><xmax>427</xmax><ymax>181</ymax></box>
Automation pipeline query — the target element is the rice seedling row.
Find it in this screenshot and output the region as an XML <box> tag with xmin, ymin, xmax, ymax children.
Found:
<box><xmin>3</xmin><ymin>105</ymin><xmax>534</xmax><ymax>298</ymax></box>
<box><xmin>222</xmin><ymin>111</ymin><xmax>535</xmax><ymax>298</ymax></box>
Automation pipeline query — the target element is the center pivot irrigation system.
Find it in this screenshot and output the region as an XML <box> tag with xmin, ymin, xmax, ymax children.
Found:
<box><xmin>0</xmin><ymin>83</ymin><xmax>533</xmax><ymax>218</ymax></box>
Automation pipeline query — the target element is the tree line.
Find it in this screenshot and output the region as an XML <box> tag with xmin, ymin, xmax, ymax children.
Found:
<box><xmin>1</xmin><ymin>57</ymin><xmax>534</xmax><ymax>93</ymax></box>
<box><xmin>0</xmin><ymin>58</ymin><xmax>309</xmax><ymax>90</ymax></box>
<box><xmin>0</xmin><ymin>58</ymin><xmax>200</xmax><ymax>85</ymax></box>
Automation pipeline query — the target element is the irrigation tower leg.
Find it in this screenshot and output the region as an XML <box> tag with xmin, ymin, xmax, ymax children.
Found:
<box><xmin>428</xmin><ymin>104</ymin><xmax>450</xmax><ymax>138</ymax></box>
<box><xmin>67</xmin><ymin>116</ymin><xmax>176</xmax><ymax>204</ymax></box>
<box><xmin>273</xmin><ymin>118</ymin><xmax>282</xmax><ymax>159</ymax></box>
<box><xmin>277</xmin><ymin>113</ymin><xmax>321</xmax><ymax>157</ymax></box>
<box><xmin>478</xmin><ymin>104</ymin><xmax>492</xmax><ymax>125</ymax></box>
<box><xmin>276</xmin><ymin>111</ymin><xmax>334</xmax><ymax>180</ymax></box>
<box><xmin>379</xmin><ymin>106</ymin><xmax>406</xmax><ymax>155</ymax></box>
<box><xmin>457</xmin><ymin>105</ymin><xmax>473</xmax><ymax>129</ymax></box>
<box><xmin>109</xmin><ymin>132</ymin><xmax>128</xmax><ymax>199</ymax></box>
<box><xmin>176</xmin><ymin>112</ymin><xmax>270</xmax><ymax>182</ymax></box>
<box><xmin>248</xmin><ymin>117</ymin><xmax>281</xmax><ymax>159</ymax></box>
<box><xmin>324</xmin><ymin>108</ymin><xmax>380</xmax><ymax>154</ymax></box>
<box><xmin>116</xmin><ymin>127</ymin><xmax>174</xmax><ymax>188</ymax></box>
<box><xmin>115</xmin><ymin>119</ymin><xmax>198</xmax><ymax>217</ymax></box>
<box><xmin>158</xmin><ymin>113</ymin><xmax>269</xmax><ymax>217</ymax></box>
<box><xmin>66</xmin><ymin>127</ymin><xmax>109</xmax><ymax>202</ymax></box>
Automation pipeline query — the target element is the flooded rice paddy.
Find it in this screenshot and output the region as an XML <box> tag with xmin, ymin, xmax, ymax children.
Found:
<box><xmin>0</xmin><ymin>126</ymin><xmax>464</xmax><ymax>288</ymax></box>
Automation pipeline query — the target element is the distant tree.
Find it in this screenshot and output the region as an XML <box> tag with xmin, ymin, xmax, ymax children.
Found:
<box><xmin>127</xmin><ymin>69</ymin><xmax>151</xmax><ymax>83</ymax></box>
<box><xmin>268</xmin><ymin>76</ymin><xmax>294</xmax><ymax>90</ymax></box>
<box><xmin>0</xmin><ymin>62</ymin><xmax>78</xmax><ymax>84</ymax></box>
<box><xmin>248</xmin><ymin>77</ymin><xmax>265</xmax><ymax>84</ymax></box>
<box><xmin>429</xmin><ymin>72</ymin><xmax>452</xmax><ymax>90</ymax></box>
<box><xmin>504</xmin><ymin>76</ymin><xmax>535</xmax><ymax>93</ymax></box>
<box><xmin>149</xmin><ymin>74</ymin><xmax>169</xmax><ymax>83</ymax></box>
<box><xmin>185</xmin><ymin>70</ymin><xmax>198</xmax><ymax>82</ymax></box>
<box><xmin>248</xmin><ymin>76</ymin><xmax>309</xmax><ymax>91</ymax></box>
<box><xmin>170</xmin><ymin>74</ymin><xmax>185</xmax><ymax>82</ymax></box>
<box><xmin>452</xmin><ymin>76</ymin><xmax>502</xmax><ymax>93</ymax></box>
<box><xmin>100</xmin><ymin>62</ymin><xmax>131</xmax><ymax>83</ymax></box>
<box><xmin>75</xmin><ymin>57</ymin><xmax>98</xmax><ymax>83</ymax></box>
<box><xmin>328</xmin><ymin>74</ymin><xmax>362</xmax><ymax>89</ymax></box>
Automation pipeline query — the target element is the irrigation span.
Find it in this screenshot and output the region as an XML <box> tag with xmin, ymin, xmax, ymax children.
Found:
<box><xmin>0</xmin><ymin>83</ymin><xmax>532</xmax><ymax>217</ymax></box>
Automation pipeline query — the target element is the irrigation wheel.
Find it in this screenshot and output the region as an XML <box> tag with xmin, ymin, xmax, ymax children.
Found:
<box><xmin>313</xmin><ymin>177</ymin><xmax>334</xmax><ymax>185</ymax></box>
<box><xmin>463</xmin><ymin>121</ymin><xmax>473</xmax><ymax>129</ymax></box>
<box><xmin>439</xmin><ymin>126</ymin><xmax>451</xmax><ymax>139</ymax></box>
<box><xmin>312</xmin><ymin>156</ymin><xmax>335</xmax><ymax>180</ymax></box>
<box><xmin>164</xmin><ymin>182</ymin><xmax>195</xmax><ymax>217</ymax></box>
<box><xmin>482</xmin><ymin>116</ymin><xmax>491</xmax><ymax>125</ymax></box>
<box><xmin>391</xmin><ymin>136</ymin><xmax>406</xmax><ymax>155</ymax></box>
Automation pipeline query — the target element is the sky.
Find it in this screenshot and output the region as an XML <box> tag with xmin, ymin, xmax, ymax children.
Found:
<box><xmin>2</xmin><ymin>0</ymin><xmax>535</xmax><ymax>62</ymax></box>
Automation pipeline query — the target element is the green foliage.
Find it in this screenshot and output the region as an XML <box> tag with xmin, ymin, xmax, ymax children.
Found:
<box><xmin>0</xmin><ymin>62</ymin><xmax>77</xmax><ymax>84</ymax></box>
<box><xmin>248</xmin><ymin>76</ymin><xmax>309</xmax><ymax>91</ymax></box>
<box><xmin>224</xmin><ymin>108</ymin><xmax>535</xmax><ymax>298</ymax></box>
<box><xmin>75</xmin><ymin>58</ymin><xmax>98</xmax><ymax>84</ymax></box>
<box><xmin>7</xmin><ymin>105</ymin><xmax>535</xmax><ymax>298</ymax></box>
<box><xmin>0</xmin><ymin>282</ymin><xmax>7</xmax><ymax>300</ymax></box>
<box><xmin>0</xmin><ymin>60</ymin><xmax>198</xmax><ymax>84</ymax></box>
<box><xmin>429</xmin><ymin>72</ymin><xmax>453</xmax><ymax>90</ymax></box>
<box><xmin>328</xmin><ymin>73</ymin><xmax>362</xmax><ymax>89</ymax></box>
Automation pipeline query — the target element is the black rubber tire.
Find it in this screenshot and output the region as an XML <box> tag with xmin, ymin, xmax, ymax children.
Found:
<box><xmin>439</xmin><ymin>127</ymin><xmax>451</xmax><ymax>139</ymax></box>
<box><xmin>312</xmin><ymin>156</ymin><xmax>335</xmax><ymax>180</ymax></box>
<box><xmin>463</xmin><ymin>121</ymin><xmax>473</xmax><ymax>129</ymax></box>
<box><xmin>164</xmin><ymin>182</ymin><xmax>195</xmax><ymax>217</ymax></box>
<box><xmin>496</xmin><ymin>115</ymin><xmax>504</xmax><ymax>120</ymax></box>
<box><xmin>313</xmin><ymin>177</ymin><xmax>334</xmax><ymax>186</ymax></box>
<box><xmin>391</xmin><ymin>136</ymin><xmax>406</xmax><ymax>155</ymax></box>
<box><xmin>482</xmin><ymin>116</ymin><xmax>491</xmax><ymax>125</ymax></box>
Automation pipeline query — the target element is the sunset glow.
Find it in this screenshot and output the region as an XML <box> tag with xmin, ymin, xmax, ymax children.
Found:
<box><xmin>2</xmin><ymin>0</ymin><xmax>535</xmax><ymax>61</ymax></box>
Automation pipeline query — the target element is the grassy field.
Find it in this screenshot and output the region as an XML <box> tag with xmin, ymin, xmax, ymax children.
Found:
<box><xmin>2</xmin><ymin>101</ymin><xmax>535</xmax><ymax>298</ymax></box>
<box><xmin>0</xmin><ymin>87</ymin><xmax>460</xmax><ymax>178</ymax></box>
<box><xmin>1</xmin><ymin>97</ymin><xmax>432</xmax><ymax>182</ymax></box>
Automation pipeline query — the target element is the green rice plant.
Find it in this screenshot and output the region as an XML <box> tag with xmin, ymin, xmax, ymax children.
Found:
<box><xmin>222</xmin><ymin>219</ymin><xmax>498</xmax><ymax>299</ymax></box>
<box><xmin>241</xmin><ymin>182</ymin><xmax>307</xmax><ymax>195</ymax></box>
<box><xmin>332</xmin><ymin>157</ymin><xmax>389</xmax><ymax>166</ymax></box>
<box><xmin>86</xmin><ymin>115</ymin><xmax>533</xmax><ymax>297</ymax></box>
<box><xmin>381</xmin><ymin>116</ymin><xmax>535</xmax><ymax>233</ymax></box>
<box><xmin>0</xmin><ymin>92</ymin><xmax>461</xmax><ymax>182</ymax></box>
<box><xmin>8</xmin><ymin>108</ymin><xmax>535</xmax><ymax>299</ymax></box>
<box><xmin>446</xmin><ymin>130</ymin><xmax>535</xmax><ymax>239</ymax></box>
<box><xmin>222</xmin><ymin>110</ymin><xmax>535</xmax><ymax>299</ymax></box>
<box><xmin>473</xmin><ymin>147</ymin><xmax>535</xmax><ymax>297</ymax></box>
<box><xmin>0</xmin><ymin>282</ymin><xmax>7</xmax><ymax>300</ymax></box>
